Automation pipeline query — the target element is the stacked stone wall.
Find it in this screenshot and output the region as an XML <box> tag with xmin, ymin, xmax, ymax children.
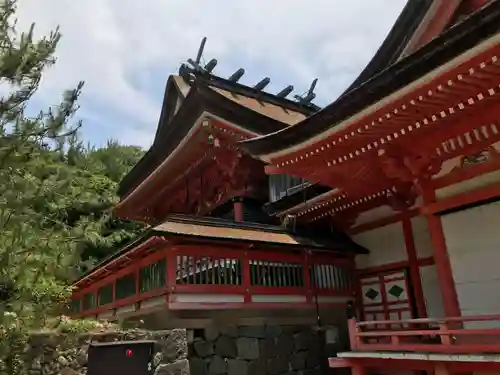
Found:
<box><xmin>1</xmin><ymin>329</ymin><xmax>188</xmax><ymax>375</ymax></box>
<box><xmin>2</xmin><ymin>322</ymin><xmax>347</xmax><ymax>375</ymax></box>
<box><xmin>189</xmin><ymin>325</ymin><xmax>327</xmax><ymax>375</ymax></box>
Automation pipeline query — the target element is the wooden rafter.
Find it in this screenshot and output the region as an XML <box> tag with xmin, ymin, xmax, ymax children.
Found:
<box><xmin>268</xmin><ymin>40</ymin><xmax>500</xmax><ymax>224</ymax></box>
<box><xmin>270</xmin><ymin>41</ymin><xmax>500</xmax><ymax>169</ymax></box>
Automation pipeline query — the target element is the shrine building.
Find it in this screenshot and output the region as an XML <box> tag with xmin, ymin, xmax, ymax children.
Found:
<box><xmin>243</xmin><ymin>0</ymin><xmax>500</xmax><ymax>374</ymax></box>
<box><xmin>71</xmin><ymin>1</ymin><xmax>500</xmax><ymax>374</ymax></box>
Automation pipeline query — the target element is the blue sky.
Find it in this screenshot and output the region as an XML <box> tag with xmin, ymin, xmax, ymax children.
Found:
<box><xmin>16</xmin><ymin>0</ymin><xmax>406</xmax><ymax>149</ymax></box>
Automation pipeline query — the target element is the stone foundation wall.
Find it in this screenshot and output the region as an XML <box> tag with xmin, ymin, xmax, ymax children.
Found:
<box><xmin>189</xmin><ymin>325</ymin><xmax>336</xmax><ymax>375</ymax></box>
<box><xmin>1</xmin><ymin>329</ymin><xmax>188</xmax><ymax>375</ymax></box>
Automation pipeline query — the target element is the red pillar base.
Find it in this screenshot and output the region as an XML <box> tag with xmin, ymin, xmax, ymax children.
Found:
<box><xmin>233</xmin><ymin>198</ymin><xmax>244</xmax><ymax>222</ymax></box>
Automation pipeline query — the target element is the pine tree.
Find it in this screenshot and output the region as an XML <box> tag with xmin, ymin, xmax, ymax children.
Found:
<box><xmin>0</xmin><ymin>4</ymin><xmax>148</xmax><ymax>370</ymax></box>
<box><xmin>0</xmin><ymin>0</ymin><xmax>86</xmax><ymax>365</ymax></box>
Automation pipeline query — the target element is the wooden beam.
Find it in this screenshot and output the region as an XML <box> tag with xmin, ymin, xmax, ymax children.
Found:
<box><xmin>405</xmin><ymin>0</ymin><xmax>462</xmax><ymax>54</ymax></box>
<box><xmin>422</xmin><ymin>182</ymin><xmax>500</xmax><ymax>215</ymax></box>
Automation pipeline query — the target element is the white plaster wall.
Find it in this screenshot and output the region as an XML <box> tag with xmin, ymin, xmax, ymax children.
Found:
<box><xmin>411</xmin><ymin>216</ymin><xmax>434</xmax><ymax>258</ymax></box>
<box><xmin>353</xmin><ymin>222</ymin><xmax>407</xmax><ymax>269</ymax></box>
<box><xmin>436</xmin><ymin>169</ymin><xmax>500</xmax><ymax>200</ymax></box>
<box><xmin>419</xmin><ymin>265</ymin><xmax>445</xmax><ymax>318</ymax></box>
<box><xmin>442</xmin><ymin>201</ymin><xmax>500</xmax><ymax>328</ymax></box>
<box><xmin>353</xmin><ymin>206</ymin><xmax>396</xmax><ymax>226</ymax></box>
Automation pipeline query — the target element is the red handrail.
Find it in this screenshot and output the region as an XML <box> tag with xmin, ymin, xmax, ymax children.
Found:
<box><xmin>348</xmin><ymin>315</ymin><xmax>500</xmax><ymax>354</ymax></box>
<box><xmin>71</xmin><ymin>245</ymin><xmax>355</xmax><ymax>317</ymax></box>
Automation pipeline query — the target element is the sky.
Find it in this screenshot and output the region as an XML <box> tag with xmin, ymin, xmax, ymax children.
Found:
<box><xmin>15</xmin><ymin>0</ymin><xmax>407</xmax><ymax>149</ymax></box>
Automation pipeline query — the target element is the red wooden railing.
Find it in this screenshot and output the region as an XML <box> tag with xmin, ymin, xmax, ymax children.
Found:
<box><xmin>70</xmin><ymin>245</ymin><xmax>355</xmax><ymax>318</ymax></box>
<box><xmin>348</xmin><ymin>315</ymin><xmax>500</xmax><ymax>354</ymax></box>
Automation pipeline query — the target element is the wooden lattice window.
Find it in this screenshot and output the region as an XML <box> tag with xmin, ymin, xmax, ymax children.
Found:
<box><xmin>310</xmin><ymin>264</ymin><xmax>352</xmax><ymax>290</ymax></box>
<box><xmin>83</xmin><ymin>293</ymin><xmax>97</xmax><ymax>310</ymax></box>
<box><xmin>70</xmin><ymin>298</ymin><xmax>82</xmax><ymax>313</ymax></box>
<box><xmin>250</xmin><ymin>261</ymin><xmax>304</xmax><ymax>287</ymax></box>
<box><xmin>115</xmin><ymin>274</ymin><xmax>136</xmax><ymax>300</ymax></box>
<box><xmin>98</xmin><ymin>284</ymin><xmax>113</xmax><ymax>306</ymax></box>
<box><xmin>139</xmin><ymin>258</ymin><xmax>166</xmax><ymax>294</ymax></box>
<box><xmin>176</xmin><ymin>256</ymin><xmax>242</xmax><ymax>285</ymax></box>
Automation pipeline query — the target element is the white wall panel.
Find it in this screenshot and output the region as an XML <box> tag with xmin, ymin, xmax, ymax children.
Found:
<box><xmin>442</xmin><ymin>201</ymin><xmax>500</xmax><ymax>326</ymax></box>
<box><xmin>411</xmin><ymin>216</ymin><xmax>434</xmax><ymax>258</ymax></box>
<box><xmin>419</xmin><ymin>265</ymin><xmax>445</xmax><ymax>318</ymax></box>
<box><xmin>353</xmin><ymin>222</ymin><xmax>407</xmax><ymax>269</ymax></box>
<box><xmin>436</xmin><ymin>169</ymin><xmax>500</xmax><ymax>200</ymax></box>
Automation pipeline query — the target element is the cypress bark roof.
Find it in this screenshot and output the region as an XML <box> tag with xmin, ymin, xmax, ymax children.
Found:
<box><xmin>74</xmin><ymin>214</ymin><xmax>367</xmax><ymax>285</ymax></box>
<box><xmin>118</xmin><ymin>73</ymin><xmax>319</xmax><ymax>199</ymax></box>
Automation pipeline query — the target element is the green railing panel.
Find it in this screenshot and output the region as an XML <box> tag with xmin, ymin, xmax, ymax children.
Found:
<box><xmin>115</xmin><ymin>273</ymin><xmax>136</xmax><ymax>300</ymax></box>
<box><xmin>250</xmin><ymin>261</ymin><xmax>304</xmax><ymax>287</ymax></box>
<box><xmin>139</xmin><ymin>258</ymin><xmax>166</xmax><ymax>294</ymax></box>
<box><xmin>98</xmin><ymin>284</ymin><xmax>113</xmax><ymax>306</ymax></box>
<box><xmin>309</xmin><ymin>264</ymin><xmax>352</xmax><ymax>290</ymax></box>
<box><xmin>83</xmin><ymin>293</ymin><xmax>96</xmax><ymax>310</ymax></box>
<box><xmin>70</xmin><ymin>298</ymin><xmax>81</xmax><ymax>313</ymax></box>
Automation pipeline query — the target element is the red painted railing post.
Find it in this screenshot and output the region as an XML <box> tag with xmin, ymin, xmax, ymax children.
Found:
<box><xmin>439</xmin><ymin>321</ymin><xmax>453</xmax><ymax>345</ymax></box>
<box><xmin>352</xmin><ymin>364</ymin><xmax>367</xmax><ymax>375</ymax></box>
<box><xmin>353</xmin><ymin>267</ymin><xmax>364</xmax><ymax>321</ymax></box>
<box><xmin>96</xmin><ymin>288</ymin><xmax>101</xmax><ymax>307</ymax></box>
<box><xmin>303</xmin><ymin>250</ymin><xmax>312</xmax><ymax>303</ymax></box>
<box><xmin>112</xmin><ymin>280</ymin><xmax>116</xmax><ymax>303</ymax></box>
<box><xmin>134</xmin><ymin>266</ymin><xmax>140</xmax><ymax>311</ymax></box>
<box><xmin>348</xmin><ymin>318</ymin><xmax>360</xmax><ymax>350</ymax></box>
<box><xmin>391</xmin><ymin>334</ymin><xmax>401</xmax><ymax>346</ymax></box>
<box><xmin>166</xmin><ymin>249</ymin><xmax>177</xmax><ymax>293</ymax></box>
<box><xmin>242</xmin><ymin>250</ymin><xmax>251</xmax><ymax>303</ymax></box>
<box><xmin>233</xmin><ymin>198</ymin><xmax>244</xmax><ymax>222</ymax></box>
<box><xmin>135</xmin><ymin>266</ymin><xmax>140</xmax><ymax>297</ymax></box>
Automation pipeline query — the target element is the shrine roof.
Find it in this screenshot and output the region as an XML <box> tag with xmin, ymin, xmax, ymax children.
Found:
<box><xmin>151</xmin><ymin>214</ymin><xmax>366</xmax><ymax>252</ymax></box>
<box><xmin>264</xmin><ymin>183</ymin><xmax>332</xmax><ymax>216</ymax></box>
<box><xmin>341</xmin><ymin>0</ymin><xmax>433</xmax><ymax>95</ymax></box>
<box><xmin>118</xmin><ymin>71</ymin><xmax>319</xmax><ymax>199</ymax></box>
<box><xmin>241</xmin><ymin>0</ymin><xmax>500</xmax><ymax>158</ymax></box>
<box><xmin>75</xmin><ymin>214</ymin><xmax>367</xmax><ymax>284</ymax></box>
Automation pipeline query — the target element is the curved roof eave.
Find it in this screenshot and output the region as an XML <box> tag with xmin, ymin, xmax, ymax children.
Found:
<box><xmin>117</xmin><ymin>79</ymin><xmax>306</xmax><ymax>199</ymax></box>
<box><xmin>239</xmin><ymin>0</ymin><xmax>434</xmax><ymax>157</ymax></box>
<box><xmin>240</xmin><ymin>0</ymin><xmax>500</xmax><ymax>159</ymax></box>
<box><xmin>341</xmin><ymin>0</ymin><xmax>433</xmax><ymax>96</ymax></box>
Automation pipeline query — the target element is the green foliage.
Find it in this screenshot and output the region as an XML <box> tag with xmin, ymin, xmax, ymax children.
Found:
<box><xmin>0</xmin><ymin>1</ymin><xmax>144</xmax><ymax>369</ymax></box>
<box><xmin>0</xmin><ymin>0</ymin><xmax>83</xmax><ymax>327</ymax></box>
<box><xmin>49</xmin><ymin>314</ymin><xmax>117</xmax><ymax>333</ymax></box>
<box><xmin>62</xmin><ymin>140</ymin><xmax>145</xmax><ymax>271</ymax></box>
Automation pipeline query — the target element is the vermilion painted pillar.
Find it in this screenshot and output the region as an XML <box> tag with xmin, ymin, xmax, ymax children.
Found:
<box><xmin>435</xmin><ymin>363</ymin><xmax>452</xmax><ymax>375</ymax></box>
<box><xmin>233</xmin><ymin>197</ymin><xmax>244</xmax><ymax>222</ymax></box>
<box><xmin>402</xmin><ymin>216</ymin><xmax>427</xmax><ymax>318</ymax></box>
<box><xmin>468</xmin><ymin>0</ymin><xmax>489</xmax><ymax>11</ymax></box>
<box><xmin>422</xmin><ymin>185</ymin><xmax>461</xmax><ymax>318</ymax></box>
<box><xmin>351</xmin><ymin>364</ymin><xmax>367</xmax><ymax>375</ymax></box>
<box><xmin>426</xmin><ymin>213</ymin><xmax>461</xmax><ymax>317</ymax></box>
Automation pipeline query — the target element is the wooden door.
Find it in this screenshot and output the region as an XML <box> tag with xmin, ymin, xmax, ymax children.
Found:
<box><xmin>360</xmin><ymin>268</ymin><xmax>414</xmax><ymax>327</ymax></box>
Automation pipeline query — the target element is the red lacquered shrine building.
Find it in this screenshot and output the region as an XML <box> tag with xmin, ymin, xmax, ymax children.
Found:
<box><xmin>72</xmin><ymin>0</ymin><xmax>500</xmax><ymax>374</ymax></box>
<box><xmin>243</xmin><ymin>0</ymin><xmax>500</xmax><ymax>374</ymax></box>
<box><xmin>70</xmin><ymin>51</ymin><xmax>364</xmax><ymax>332</ymax></box>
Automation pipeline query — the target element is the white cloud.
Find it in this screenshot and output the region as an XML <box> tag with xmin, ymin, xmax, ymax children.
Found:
<box><xmin>14</xmin><ymin>0</ymin><xmax>406</xmax><ymax>148</ymax></box>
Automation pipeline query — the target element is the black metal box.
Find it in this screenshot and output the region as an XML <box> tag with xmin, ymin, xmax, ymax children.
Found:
<box><xmin>87</xmin><ymin>340</ymin><xmax>156</xmax><ymax>375</ymax></box>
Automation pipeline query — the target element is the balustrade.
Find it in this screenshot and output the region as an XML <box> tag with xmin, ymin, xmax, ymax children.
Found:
<box><xmin>71</xmin><ymin>247</ymin><xmax>354</xmax><ymax>317</ymax></box>
<box><xmin>347</xmin><ymin>315</ymin><xmax>500</xmax><ymax>353</ymax></box>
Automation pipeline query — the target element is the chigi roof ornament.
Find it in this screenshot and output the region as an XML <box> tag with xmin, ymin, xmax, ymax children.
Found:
<box><xmin>277</xmin><ymin>85</ymin><xmax>294</xmax><ymax>98</ymax></box>
<box><xmin>186</xmin><ymin>37</ymin><xmax>218</xmax><ymax>74</ymax></box>
<box><xmin>294</xmin><ymin>78</ymin><xmax>318</xmax><ymax>105</ymax></box>
<box><xmin>178</xmin><ymin>37</ymin><xmax>319</xmax><ymax>106</ymax></box>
